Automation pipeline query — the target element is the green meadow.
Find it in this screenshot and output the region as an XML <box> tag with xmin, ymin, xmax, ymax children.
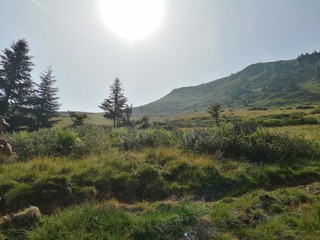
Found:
<box><xmin>1</xmin><ymin>107</ymin><xmax>320</xmax><ymax>239</ymax></box>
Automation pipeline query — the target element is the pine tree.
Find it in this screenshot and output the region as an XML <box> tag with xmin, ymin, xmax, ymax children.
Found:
<box><xmin>99</xmin><ymin>78</ymin><xmax>128</xmax><ymax>127</ymax></box>
<box><xmin>207</xmin><ymin>102</ymin><xmax>222</xmax><ymax>126</ymax></box>
<box><xmin>34</xmin><ymin>66</ymin><xmax>60</xmax><ymax>129</ymax></box>
<box><xmin>121</xmin><ymin>103</ymin><xmax>133</xmax><ymax>126</ymax></box>
<box><xmin>0</xmin><ymin>39</ymin><xmax>36</xmax><ymax>130</ymax></box>
<box><xmin>68</xmin><ymin>111</ymin><xmax>87</xmax><ymax>127</ymax></box>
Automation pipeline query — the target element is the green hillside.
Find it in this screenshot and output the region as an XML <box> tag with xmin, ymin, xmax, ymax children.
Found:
<box><xmin>134</xmin><ymin>51</ymin><xmax>320</xmax><ymax>116</ymax></box>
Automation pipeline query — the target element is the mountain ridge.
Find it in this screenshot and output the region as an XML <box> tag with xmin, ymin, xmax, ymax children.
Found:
<box><xmin>133</xmin><ymin>52</ymin><xmax>320</xmax><ymax>116</ymax></box>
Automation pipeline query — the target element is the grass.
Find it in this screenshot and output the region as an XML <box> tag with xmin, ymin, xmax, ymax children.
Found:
<box><xmin>17</xmin><ymin>183</ymin><xmax>319</xmax><ymax>239</ymax></box>
<box><xmin>269</xmin><ymin>124</ymin><xmax>320</xmax><ymax>143</ymax></box>
<box><xmin>54</xmin><ymin>111</ymin><xmax>112</xmax><ymax>128</ymax></box>
<box><xmin>28</xmin><ymin>201</ymin><xmax>205</xmax><ymax>240</ymax></box>
<box><xmin>1</xmin><ymin>107</ymin><xmax>320</xmax><ymax>239</ymax></box>
<box><xmin>209</xmin><ymin>184</ymin><xmax>320</xmax><ymax>239</ymax></box>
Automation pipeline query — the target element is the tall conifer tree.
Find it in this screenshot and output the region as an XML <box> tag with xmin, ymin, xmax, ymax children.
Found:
<box><xmin>34</xmin><ymin>66</ymin><xmax>60</xmax><ymax>129</ymax></box>
<box><xmin>0</xmin><ymin>39</ymin><xmax>35</xmax><ymax>130</ymax></box>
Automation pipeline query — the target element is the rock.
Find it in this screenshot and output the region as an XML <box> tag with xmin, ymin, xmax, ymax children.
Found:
<box><xmin>0</xmin><ymin>206</ymin><xmax>41</xmax><ymax>229</ymax></box>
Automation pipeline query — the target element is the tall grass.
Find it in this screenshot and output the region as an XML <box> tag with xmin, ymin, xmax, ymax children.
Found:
<box><xmin>180</xmin><ymin>123</ymin><xmax>320</xmax><ymax>163</ymax></box>
<box><xmin>28</xmin><ymin>202</ymin><xmax>204</xmax><ymax>240</ymax></box>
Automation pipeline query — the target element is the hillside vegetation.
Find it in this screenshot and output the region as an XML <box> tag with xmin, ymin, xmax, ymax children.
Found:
<box><xmin>134</xmin><ymin>51</ymin><xmax>320</xmax><ymax>116</ymax></box>
<box><xmin>1</xmin><ymin>107</ymin><xmax>320</xmax><ymax>239</ymax></box>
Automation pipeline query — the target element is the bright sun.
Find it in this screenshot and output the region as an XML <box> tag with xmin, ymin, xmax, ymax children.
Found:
<box><xmin>99</xmin><ymin>0</ymin><xmax>165</xmax><ymax>41</ymax></box>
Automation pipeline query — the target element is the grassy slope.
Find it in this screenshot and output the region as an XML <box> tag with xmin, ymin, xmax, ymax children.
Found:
<box><xmin>54</xmin><ymin>111</ymin><xmax>111</xmax><ymax>128</ymax></box>
<box><xmin>133</xmin><ymin>55</ymin><xmax>320</xmax><ymax>116</ymax></box>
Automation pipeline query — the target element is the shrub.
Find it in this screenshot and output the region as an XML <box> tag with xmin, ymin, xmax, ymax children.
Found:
<box><xmin>244</xmin><ymin>129</ymin><xmax>320</xmax><ymax>163</ymax></box>
<box><xmin>296</xmin><ymin>105</ymin><xmax>315</xmax><ymax>109</ymax></box>
<box><xmin>180</xmin><ymin>124</ymin><xmax>320</xmax><ymax>164</ymax></box>
<box><xmin>109</xmin><ymin>172</ymin><xmax>140</xmax><ymax>202</ymax></box>
<box><xmin>73</xmin><ymin>125</ymin><xmax>112</xmax><ymax>154</ymax></box>
<box><xmin>256</xmin><ymin>112</ymin><xmax>318</xmax><ymax>127</ymax></box>
<box><xmin>311</xmin><ymin>107</ymin><xmax>320</xmax><ymax>114</ymax></box>
<box><xmin>112</xmin><ymin>127</ymin><xmax>176</xmax><ymax>150</ymax></box>
<box><xmin>6</xmin><ymin>126</ymin><xmax>112</xmax><ymax>161</ymax></box>
<box><xmin>7</xmin><ymin>128</ymin><xmax>81</xmax><ymax>161</ymax></box>
<box><xmin>136</xmin><ymin>165</ymin><xmax>165</xmax><ymax>201</ymax></box>
<box><xmin>7</xmin><ymin>129</ymin><xmax>58</xmax><ymax>161</ymax></box>
<box><xmin>55</xmin><ymin>129</ymin><xmax>80</xmax><ymax>156</ymax></box>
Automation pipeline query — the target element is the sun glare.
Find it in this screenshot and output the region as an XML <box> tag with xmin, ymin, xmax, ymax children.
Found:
<box><xmin>100</xmin><ymin>0</ymin><xmax>165</xmax><ymax>41</ymax></box>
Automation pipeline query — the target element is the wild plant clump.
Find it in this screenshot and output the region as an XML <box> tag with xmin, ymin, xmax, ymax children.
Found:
<box><xmin>180</xmin><ymin>123</ymin><xmax>320</xmax><ymax>163</ymax></box>
<box><xmin>3</xmin><ymin>122</ymin><xmax>319</xmax><ymax>164</ymax></box>
<box><xmin>110</xmin><ymin>127</ymin><xmax>177</xmax><ymax>150</ymax></box>
<box><xmin>3</xmin><ymin>125</ymin><xmax>112</xmax><ymax>161</ymax></box>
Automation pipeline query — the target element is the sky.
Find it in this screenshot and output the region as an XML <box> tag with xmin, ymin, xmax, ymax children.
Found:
<box><xmin>1</xmin><ymin>0</ymin><xmax>320</xmax><ymax>112</ymax></box>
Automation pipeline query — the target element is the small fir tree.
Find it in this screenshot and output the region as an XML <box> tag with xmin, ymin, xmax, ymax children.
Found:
<box><xmin>34</xmin><ymin>66</ymin><xmax>61</xmax><ymax>129</ymax></box>
<box><xmin>99</xmin><ymin>78</ymin><xmax>128</xmax><ymax>127</ymax></box>
<box><xmin>121</xmin><ymin>104</ymin><xmax>133</xmax><ymax>126</ymax></box>
<box><xmin>68</xmin><ymin>111</ymin><xmax>87</xmax><ymax>127</ymax></box>
<box><xmin>207</xmin><ymin>102</ymin><xmax>222</xmax><ymax>126</ymax></box>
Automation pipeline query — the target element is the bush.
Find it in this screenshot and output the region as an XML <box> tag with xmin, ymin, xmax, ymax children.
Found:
<box><xmin>6</xmin><ymin>126</ymin><xmax>112</xmax><ymax>161</ymax></box>
<box><xmin>109</xmin><ymin>172</ymin><xmax>140</xmax><ymax>202</ymax></box>
<box><xmin>7</xmin><ymin>129</ymin><xmax>58</xmax><ymax>161</ymax></box>
<box><xmin>311</xmin><ymin>107</ymin><xmax>320</xmax><ymax>114</ymax></box>
<box><xmin>248</xmin><ymin>129</ymin><xmax>319</xmax><ymax>163</ymax></box>
<box><xmin>73</xmin><ymin>125</ymin><xmax>112</xmax><ymax>154</ymax></box>
<box><xmin>296</xmin><ymin>105</ymin><xmax>315</xmax><ymax>109</ymax></box>
<box><xmin>180</xmin><ymin>124</ymin><xmax>320</xmax><ymax>164</ymax></box>
<box><xmin>136</xmin><ymin>165</ymin><xmax>165</xmax><ymax>201</ymax></box>
<box><xmin>111</xmin><ymin>127</ymin><xmax>176</xmax><ymax>150</ymax></box>
<box><xmin>55</xmin><ymin>129</ymin><xmax>80</xmax><ymax>156</ymax></box>
<box><xmin>256</xmin><ymin>112</ymin><xmax>318</xmax><ymax>127</ymax></box>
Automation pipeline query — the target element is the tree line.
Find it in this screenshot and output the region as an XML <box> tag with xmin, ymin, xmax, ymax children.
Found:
<box><xmin>0</xmin><ymin>39</ymin><xmax>60</xmax><ymax>131</ymax></box>
<box><xmin>0</xmin><ymin>38</ymin><xmax>133</xmax><ymax>131</ymax></box>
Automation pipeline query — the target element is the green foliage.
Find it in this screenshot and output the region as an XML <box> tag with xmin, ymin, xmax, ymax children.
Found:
<box><xmin>180</xmin><ymin>123</ymin><xmax>320</xmax><ymax>163</ymax></box>
<box><xmin>68</xmin><ymin>111</ymin><xmax>87</xmax><ymax>127</ymax></box>
<box><xmin>28</xmin><ymin>203</ymin><xmax>202</xmax><ymax>240</ymax></box>
<box><xmin>256</xmin><ymin>112</ymin><xmax>318</xmax><ymax>127</ymax></box>
<box><xmin>7</xmin><ymin>128</ymin><xmax>83</xmax><ymax>160</ymax></box>
<box><xmin>0</xmin><ymin>39</ymin><xmax>60</xmax><ymax>131</ymax></box>
<box><xmin>0</xmin><ymin>39</ymin><xmax>35</xmax><ymax>129</ymax></box>
<box><xmin>99</xmin><ymin>78</ymin><xmax>128</xmax><ymax>127</ymax></box>
<box><xmin>207</xmin><ymin>102</ymin><xmax>222</xmax><ymax>126</ymax></box>
<box><xmin>311</xmin><ymin>107</ymin><xmax>320</xmax><ymax>114</ymax></box>
<box><xmin>111</xmin><ymin>127</ymin><xmax>176</xmax><ymax>150</ymax></box>
<box><xmin>209</xmin><ymin>186</ymin><xmax>320</xmax><ymax>239</ymax></box>
<box><xmin>134</xmin><ymin>51</ymin><xmax>320</xmax><ymax>116</ymax></box>
<box><xmin>239</xmin><ymin>129</ymin><xmax>320</xmax><ymax>163</ymax></box>
<box><xmin>4</xmin><ymin>183</ymin><xmax>36</xmax><ymax>212</ymax></box>
<box><xmin>1</xmin><ymin>118</ymin><xmax>320</xmax><ymax>239</ymax></box>
<box><xmin>136</xmin><ymin>164</ymin><xmax>164</xmax><ymax>201</ymax></box>
<box><xmin>3</xmin><ymin>125</ymin><xmax>112</xmax><ymax>160</ymax></box>
<box><xmin>8</xmin><ymin>129</ymin><xmax>58</xmax><ymax>161</ymax></box>
<box><xmin>56</xmin><ymin>129</ymin><xmax>80</xmax><ymax>155</ymax></box>
<box><xmin>72</xmin><ymin>125</ymin><xmax>112</xmax><ymax>155</ymax></box>
<box><xmin>2</xmin><ymin>176</ymin><xmax>74</xmax><ymax>213</ymax></box>
<box><xmin>34</xmin><ymin>66</ymin><xmax>61</xmax><ymax>130</ymax></box>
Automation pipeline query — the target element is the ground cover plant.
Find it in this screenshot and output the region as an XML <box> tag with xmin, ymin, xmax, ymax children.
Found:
<box><xmin>0</xmin><ymin>109</ymin><xmax>320</xmax><ymax>239</ymax></box>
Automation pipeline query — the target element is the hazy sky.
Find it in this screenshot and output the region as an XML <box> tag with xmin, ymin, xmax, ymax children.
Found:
<box><xmin>1</xmin><ymin>0</ymin><xmax>320</xmax><ymax>112</ymax></box>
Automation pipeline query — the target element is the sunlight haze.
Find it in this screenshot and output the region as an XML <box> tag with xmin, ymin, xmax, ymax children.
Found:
<box><xmin>1</xmin><ymin>0</ymin><xmax>320</xmax><ymax>112</ymax></box>
<box><xmin>99</xmin><ymin>0</ymin><xmax>165</xmax><ymax>41</ymax></box>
